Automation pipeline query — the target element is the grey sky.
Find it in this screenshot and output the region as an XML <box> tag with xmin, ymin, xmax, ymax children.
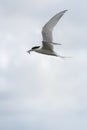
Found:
<box><xmin>0</xmin><ymin>0</ymin><xmax>87</xmax><ymax>130</ymax></box>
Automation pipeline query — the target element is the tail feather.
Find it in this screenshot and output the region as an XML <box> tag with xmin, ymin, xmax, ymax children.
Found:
<box><xmin>57</xmin><ymin>55</ymin><xmax>72</xmax><ymax>59</ymax></box>
<box><xmin>51</xmin><ymin>42</ymin><xmax>62</xmax><ymax>45</ymax></box>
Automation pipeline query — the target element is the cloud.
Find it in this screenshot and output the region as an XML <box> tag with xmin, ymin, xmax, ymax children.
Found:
<box><xmin>0</xmin><ymin>0</ymin><xmax>87</xmax><ymax>130</ymax></box>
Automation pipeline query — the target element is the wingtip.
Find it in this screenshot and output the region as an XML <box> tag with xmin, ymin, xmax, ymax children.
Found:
<box><xmin>64</xmin><ymin>10</ymin><xmax>68</xmax><ymax>13</ymax></box>
<box><xmin>59</xmin><ymin>10</ymin><xmax>68</xmax><ymax>15</ymax></box>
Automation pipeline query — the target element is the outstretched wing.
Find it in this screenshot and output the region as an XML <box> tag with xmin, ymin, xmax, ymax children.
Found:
<box><xmin>42</xmin><ymin>10</ymin><xmax>67</xmax><ymax>43</ymax></box>
<box><xmin>42</xmin><ymin>41</ymin><xmax>62</xmax><ymax>51</ymax></box>
<box><xmin>42</xmin><ymin>41</ymin><xmax>53</xmax><ymax>51</ymax></box>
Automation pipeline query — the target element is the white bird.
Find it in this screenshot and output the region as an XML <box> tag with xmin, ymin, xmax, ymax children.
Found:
<box><xmin>27</xmin><ymin>10</ymin><xmax>68</xmax><ymax>58</ymax></box>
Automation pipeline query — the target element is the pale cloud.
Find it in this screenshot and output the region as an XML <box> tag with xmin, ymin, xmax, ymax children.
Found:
<box><xmin>0</xmin><ymin>0</ymin><xmax>87</xmax><ymax>130</ymax></box>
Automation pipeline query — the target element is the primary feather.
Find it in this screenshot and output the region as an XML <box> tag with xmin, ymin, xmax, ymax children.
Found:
<box><xmin>42</xmin><ymin>10</ymin><xmax>67</xmax><ymax>43</ymax></box>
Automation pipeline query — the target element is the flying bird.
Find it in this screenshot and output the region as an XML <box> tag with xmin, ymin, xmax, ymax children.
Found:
<box><xmin>27</xmin><ymin>10</ymin><xmax>68</xmax><ymax>58</ymax></box>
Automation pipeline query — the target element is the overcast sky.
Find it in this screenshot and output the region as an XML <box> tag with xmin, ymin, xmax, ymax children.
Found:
<box><xmin>0</xmin><ymin>0</ymin><xmax>87</xmax><ymax>130</ymax></box>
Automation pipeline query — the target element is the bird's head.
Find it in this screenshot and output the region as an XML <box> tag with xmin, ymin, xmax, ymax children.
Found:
<box><xmin>27</xmin><ymin>46</ymin><xmax>40</xmax><ymax>54</ymax></box>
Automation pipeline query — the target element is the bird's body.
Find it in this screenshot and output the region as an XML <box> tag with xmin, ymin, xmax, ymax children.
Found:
<box><xmin>34</xmin><ymin>46</ymin><xmax>57</xmax><ymax>56</ymax></box>
<box><xmin>27</xmin><ymin>10</ymin><xmax>68</xmax><ymax>58</ymax></box>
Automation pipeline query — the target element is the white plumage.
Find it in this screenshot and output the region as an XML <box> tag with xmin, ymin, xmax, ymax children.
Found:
<box><xmin>27</xmin><ymin>10</ymin><xmax>68</xmax><ymax>57</ymax></box>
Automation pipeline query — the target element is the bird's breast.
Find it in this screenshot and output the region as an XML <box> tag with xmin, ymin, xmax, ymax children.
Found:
<box><xmin>35</xmin><ymin>48</ymin><xmax>57</xmax><ymax>56</ymax></box>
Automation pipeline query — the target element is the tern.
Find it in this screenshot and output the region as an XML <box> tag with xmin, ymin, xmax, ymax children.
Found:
<box><xmin>27</xmin><ymin>10</ymin><xmax>68</xmax><ymax>58</ymax></box>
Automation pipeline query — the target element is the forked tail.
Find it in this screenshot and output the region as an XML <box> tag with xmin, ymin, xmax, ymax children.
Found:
<box><xmin>57</xmin><ymin>55</ymin><xmax>72</xmax><ymax>59</ymax></box>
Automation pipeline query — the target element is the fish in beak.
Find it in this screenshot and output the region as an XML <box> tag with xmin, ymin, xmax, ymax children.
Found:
<box><xmin>26</xmin><ymin>50</ymin><xmax>31</xmax><ymax>54</ymax></box>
